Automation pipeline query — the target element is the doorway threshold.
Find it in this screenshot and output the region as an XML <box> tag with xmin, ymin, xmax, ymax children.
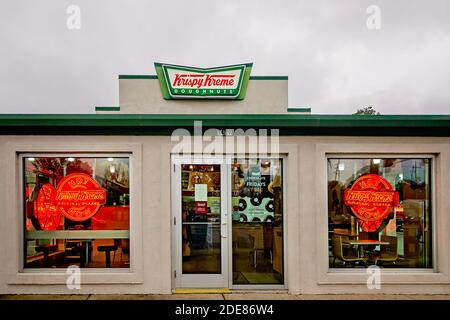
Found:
<box><xmin>174</xmin><ymin>288</ymin><xmax>288</xmax><ymax>294</ymax></box>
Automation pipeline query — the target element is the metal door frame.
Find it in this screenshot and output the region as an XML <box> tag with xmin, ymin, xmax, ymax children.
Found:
<box><xmin>171</xmin><ymin>155</ymin><xmax>230</xmax><ymax>288</ymax></box>
<box><xmin>171</xmin><ymin>154</ymin><xmax>287</xmax><ymax>290</ymax></box>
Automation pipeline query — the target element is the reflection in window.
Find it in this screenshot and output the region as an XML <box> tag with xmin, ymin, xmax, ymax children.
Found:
<box><xmin>23</xmin><ymin>156</ymin><xmax>130</xmax><ymax>268</ymax></box>
<box><xmin>232</xmin><ymin>158</ymin><xmax>283</xmax><ymax>284</ymax></box>
<box><xmin>328</xmin><ymin>158</ymin><xmax>432</xmax><ymax>269</ymax></box>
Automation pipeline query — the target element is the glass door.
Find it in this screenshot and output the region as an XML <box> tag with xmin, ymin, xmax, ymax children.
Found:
<box><xmin>173</xmin><ymin>156</ymin><xmax>229</xmax><ymax>288</ymax></box>
<box><xmin>231</xmin><ymin>158</ymin><xmax>284</xmax><ymax>286</ymax></box>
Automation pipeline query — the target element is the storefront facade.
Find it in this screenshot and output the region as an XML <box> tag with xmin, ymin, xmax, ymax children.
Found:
<box><xmin>1</xmin><ymin>64</ymin><xmax>450</xmax><ymax>295</ymax></box>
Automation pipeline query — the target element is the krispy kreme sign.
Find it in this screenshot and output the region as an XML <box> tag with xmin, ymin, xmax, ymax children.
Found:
<box><xmin>33</xmin><ymin>173</ymin><xmax>106</xmax><ymax>229</ymax></box>
<box><xmin>344</xmin><ymin>174</ymin><xmax>399</xmax><ymax>232</ymax></box>
<box><xmin>155</xmin><ymin>63</ymin><xmax>252</xmax><ymax>99</ymax></box>
<box><xmin>56</xmin><ymin>173</ymin><xmax>106</xmax><ymax>221</ymax></box>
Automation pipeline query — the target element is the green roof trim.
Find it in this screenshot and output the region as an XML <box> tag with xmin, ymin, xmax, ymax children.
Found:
<box><xmin>288</xmin><ymin>108</ymin><xmax>311</xmax><ymax>113</ymax></box>
<box><xmin>154</xmin><ymin>62</ymin><xmax>254</xmax><ymax>69</ymax></box>
<box><xmin>118</xmin><ymin>75</ymin><xmax>287</xmax><ymax>81</ymax></box>
<box><xmin>95</xmin><ymin>106</ymin><xmax>121</xmax><ymax>111</ymax></box>
<box><xmin>0</xmin><ymin>114</ymin><xmax>449</xmax><ymax>136</ymax></box>
<box><xmin>119</xmin><ymin>75</ymin><xmax>158</xmax><ymax>79</ymax></box>
<box><xmin>249</xmin><ymin>76</ymin><xmax>288</xmax><ymax>80</ymax></box>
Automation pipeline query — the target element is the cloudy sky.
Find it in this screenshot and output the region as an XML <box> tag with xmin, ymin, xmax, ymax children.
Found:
<box><xmin>1</xmin><ymin>0</ymin><xmax>449</xmax><ymax>114</ymax></box>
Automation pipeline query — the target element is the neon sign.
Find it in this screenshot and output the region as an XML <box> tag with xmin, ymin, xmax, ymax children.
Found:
<box><xmin>56</xmin><ymin>173</ymin><xmax>107</xmax><ymax>222</ymax></box>
<box><xmin>344</xmin><ymin>174</ymin><xmax>399</xmax><ymax>232</ymax></box>
<box><xmin>35</xmin><ymin>183</ymin><xmax>59</xmax><ymax>230</ymax></box>
<box><xmin>33</xmin><ymin>173</ymin><xmax>106</xmax><ymax>229</ymax></box>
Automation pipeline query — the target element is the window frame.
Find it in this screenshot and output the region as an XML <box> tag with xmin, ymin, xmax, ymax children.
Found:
<box><xmin>326</xmin><ymin>154</ymin><xmax>435</xmax><ymax>271</ymax></box>
<box><xmin>20</xmin><ymin>153</ymin><xmax>132</xmax><ymax>272</ymax></box>
<box><xmin>5</xmin><ymin>142</ymin><xmax>143</xmax><ymax>285</ymax></box>
<box><xmin>315</xmin><ymin>143</ymin><xmax>450</xmax><ymax>285</ymax></box>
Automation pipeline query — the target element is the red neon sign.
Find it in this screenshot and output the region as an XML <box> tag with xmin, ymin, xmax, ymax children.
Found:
<box><xmin>32</xmin><ymin>173</ymin><xmax>106</xmax><ymax>229</ymax></box>
<box><xmin>344</xmin><ymin>174</ymin><xmax>399</xmax><ymax>232</ymax></box>
<box><xmin>35</xmin><ymin>183</ymin><xmax>59</xmax><ymax>230</ymax></box>
<box><xmin>56</xmin><ymin>173</ymin><xmax>106</xmax><ymax>222</ymax></box>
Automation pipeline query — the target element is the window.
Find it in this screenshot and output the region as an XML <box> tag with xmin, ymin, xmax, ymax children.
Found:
<box><xmin>232</xmin><ymin>158</ymin><xmax>284</xmax><ymax>284</ymax></box>
<box><xmin>328</xmin><ymin>158</ymin><xmax>432</xmax><ymax>269</ymax></box>
<box><xmin>23</xmin><ymin>155</ymin><xmax>130</xmax><ymax>269</ymax></box>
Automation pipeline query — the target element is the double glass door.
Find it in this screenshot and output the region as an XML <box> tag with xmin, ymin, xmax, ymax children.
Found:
<box><xmin>173</xmin><ymin>156</ymin><xmax>284</xmax><ymax>289</ymax></box>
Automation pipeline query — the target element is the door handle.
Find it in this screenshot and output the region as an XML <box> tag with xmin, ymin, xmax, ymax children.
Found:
<box><xmin>221</xmin><ymin>222</ymin><xmax>227</xmax><ymax>238</ymax></box>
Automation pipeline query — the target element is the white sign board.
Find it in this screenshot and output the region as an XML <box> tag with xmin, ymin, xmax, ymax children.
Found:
<box><xmin>194</xmin><ymin>184</ymin><xmax>208</xmax><ymax>202</ymax></box>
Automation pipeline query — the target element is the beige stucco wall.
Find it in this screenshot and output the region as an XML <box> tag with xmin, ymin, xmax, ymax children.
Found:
<box><xmin>0</xmin><ymin>135</ymin><xmax>449</xmax><ymax>295</ymax></box>
<box><xmin>117</xmin><ymin>78</ymin><xmax>289</xmax><ymax>114</ymax></box>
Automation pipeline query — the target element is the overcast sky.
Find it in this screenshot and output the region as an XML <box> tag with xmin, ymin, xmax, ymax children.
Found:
<box><xmin>1</xmin><ymin>0</ymin><xmax>449</xmax><ymax>114</ymax></box>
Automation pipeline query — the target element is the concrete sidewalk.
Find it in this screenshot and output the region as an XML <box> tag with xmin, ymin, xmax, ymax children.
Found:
<box><xmin>1</xmin><ymin>293</ymin><xmax>450</xmax><ymax>300</ymax></box>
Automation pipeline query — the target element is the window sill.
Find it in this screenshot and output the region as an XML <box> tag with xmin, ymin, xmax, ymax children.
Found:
<box><xmin>8</xmin><ymin>269</ymin><xmax>143</xmax><ymax>285</ymax></box>
<box><xmin>318</xmin><ymin>270</ymin><xmax>449</xmax><ymax>285</ymax></box>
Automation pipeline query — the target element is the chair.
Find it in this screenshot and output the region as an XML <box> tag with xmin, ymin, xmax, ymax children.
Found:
<box><xmin>36</xmin><ymin>244</ymin><xmax>57</xmax><ymax>268</ymax></box>
<box><xmin>331</xmin><ymin>235</ymin><xmax>366</xmax><ymax>267</ymax></box>
<box><xmin>113</xmin><ymin>239</ymin><xmax>130</xmax><ymax>264</ymax></box>
<box><xmin>374</xmin><ymin>235</ymin><xmax>398</xmax><ymax>266</ymax></box>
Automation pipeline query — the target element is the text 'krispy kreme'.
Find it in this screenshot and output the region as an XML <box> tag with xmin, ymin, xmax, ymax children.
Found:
<box><xmin>56</xmin><ymin>190</ymin><xmax>106</xmax><ymax>201</ymax></box>
<box><xmin>173</xmin><ymin>73</ymin><xmax>235</xmax><ymax>88</ymax></box>
<box><xmin>344</xmin><ymin>190</ymin><xmax>397</xmax><ymax>206</ymax></box>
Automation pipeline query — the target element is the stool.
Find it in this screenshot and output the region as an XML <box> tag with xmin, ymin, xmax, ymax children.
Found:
<box><xmin>97</xmin><ymin>245</ymin><xmax>118</xmax><ymax>268</ymax></box>
<box><xmin>36</xmin><ymin>244</ymin><xmax>57</xmax><ymax>267</ymax></box>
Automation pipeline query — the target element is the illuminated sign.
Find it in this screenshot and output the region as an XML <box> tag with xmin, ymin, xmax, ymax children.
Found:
<box><xmin>56</xmin><ymin>173</ymin><xmax>107</xmax><ymax>222</ymax></box>
<box><xmin>344</xmin><ymin>174</ymin><xmax>399</xmax><ymax>232</ymax></box>
<box><xmin>155</xmin><ymin>62</ymin><xmax>252</xmax><ymax>100</ymax></box>
<box><xmin>33</xmin><ymin>173</ymin><xmax>106</xmax><ymax>229</ymax></box>
<box><xmin>35</xmin><ymin>183</ymin><xmax>59</xmax><ymax>230</ymax></box>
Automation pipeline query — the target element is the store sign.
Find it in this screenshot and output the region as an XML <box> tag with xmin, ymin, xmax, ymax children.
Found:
<box><xmin>34</xmin><ymin>173</ymin><xmax>106</xmax><ymax>228</ymax></box>
<box><xmin>155</xmin><ymin>62</ymin><xmax>253</xmax><ymax>100</ymax></box>
<box><xmin>344</xmin><ymin>174</ymin><xmax>399</xmax><ymax>232</ymax></box>
<box><xmin>56</xmin><ymin>173</ymin><xmax>107</xmax><ymax>221</ymax></box>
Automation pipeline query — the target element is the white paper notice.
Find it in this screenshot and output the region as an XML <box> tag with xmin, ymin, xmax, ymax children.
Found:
<box><xmin>194</xmin><ymin>184</ymin><xmax>208</xmax><ymax>202</ymax></box>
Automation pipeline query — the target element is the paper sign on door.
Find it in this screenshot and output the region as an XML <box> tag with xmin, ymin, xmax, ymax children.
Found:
<box><xmin>194</xmin><ymin>184</ymin><xmax>208</xmax><ymax>202</ymax></box>
<box><xmin>194</xmin><ymin>201</ymin><xmax>208</xmax><ymax>215</ymax></box>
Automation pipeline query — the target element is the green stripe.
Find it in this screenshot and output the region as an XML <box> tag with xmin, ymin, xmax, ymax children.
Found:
<box><xmin>288</xmin><ymin>108</ymin><xmax>311</xmax><ymax>112</ymax></box>
<box><xmin>249</xmin><ymin>76</ymin><xmax>288</xmax><ymax>80</ymax></box>
<box><xmin>95</xmin><ymin>106</ymin><xmax>120</xmax><ymax>111</ymax></box>
<box><xmin>0</xmin><ymin>114</ymin><xmax>449</xmax><ymax>136</ymax></box>
<box><xmin>119</xmin><ymin>75</ymin><xmax>158</xmax><ymax>79</ymax></box>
